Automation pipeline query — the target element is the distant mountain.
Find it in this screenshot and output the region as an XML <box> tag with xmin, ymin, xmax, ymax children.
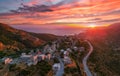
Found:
<box><xmin>0</xmin><ymin>23</ymin><xmax>58</xmax><ymax>50</ymax></box>
<box><xmin>84</xmin><ymin>23</ymin><xmax>120</xmax><ymax>75</ymax></box>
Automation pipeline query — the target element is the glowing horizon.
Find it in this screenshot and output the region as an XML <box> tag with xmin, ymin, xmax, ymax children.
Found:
<box><xmin>0</xmin><ymin>0</ymin><xmax>120</xmax><ymax>26</ymax></box>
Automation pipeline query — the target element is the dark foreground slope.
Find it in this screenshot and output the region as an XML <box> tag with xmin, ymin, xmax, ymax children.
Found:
<box><xmin>85</xmin><ymin>23</ymin><xmax>120</xmax><ymax>76</ymax></box>
<box><xmin>0</xmin><ymin>23</ymin><xmax>44</xmax><ymax>49</ymax></box>
<box><xmin>0</xmin><ymin>23</ymin><xmax>58</xmax><ymax>50</ymax></box>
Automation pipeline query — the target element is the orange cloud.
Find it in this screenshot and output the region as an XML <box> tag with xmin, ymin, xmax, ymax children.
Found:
<box><xmin>0</xmin><ymin>0</ymin><xmax>120</xmax><ymax>25</ymax></box>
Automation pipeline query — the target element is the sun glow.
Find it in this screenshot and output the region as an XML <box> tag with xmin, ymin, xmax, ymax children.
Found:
<box><xmin>88</xmin><ymin>24</ymin><xmax>97</xmax><ymax>28</ymax></box>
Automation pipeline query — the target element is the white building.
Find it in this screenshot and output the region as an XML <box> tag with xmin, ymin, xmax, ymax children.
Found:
<box><xmin>56</xmin><ymin>43</ymin><xmax>60</xmax><ymax>49</ymax></box>
<box><xmin>46</xmin><ymin>54</ymin><xmax>51</xmax><ymax>60</ymax></box>
<box><xmin>73</xmin><ymin>46</ymin><xmax>78</xmax><ymax>51</ymax></box>
<box><xmin>66</xmin><ymin>48</ymin><xmax>72</xmax><ymax>53</ymax></box>
<box><xmin>64</xmin><ymin>51</ymin><xmax>69</xmax><ymax>56</ymax></box>
<box><xmin>32</xmin><ymin>55</ymin><xmax>38</xmax><ymax>65</ymax></box>
<box><xmin>43</xmin><ymin>44</ymin><xmax>50</xmax><ymax>52</ymax></box>
<box><xmin>10</xmin><ymin>58</ymin><xmax>20</xmax><ymax>64</ymax></box>
<box><xmin>51</xmin><ymin>43</ymin><xmax>56</xmax><ymax>51</ymax></box>
<box><xmin>4</xmin><ymin>58</ymin><xmax>13</xmax><ymax>64</ymax></box>
<box><xmin>52</xmin><ymin>63</ymin><xmax>61</xmax><ymax>71</ymax></box>
<box><xmin>79</xmin><ymin>47</ymin><xmax>85</xmax><ymax>52</ymax></box>
<box><xmin>38</xmin><ymin>54</ymin><xmax>46</xmax><ymax>60</ymax></box>
<box><xmin>63</xmin><ymin>56</ymin><xmax>72</xmax><ymax>64</ymax></box>
<box><xmin>20</xmin><ymin>53</ymin><xmax>32</xmax><ymax>58</ymax></box>
<box><xmin>60</xmin><ymin>49</ymin><xmax>64</xmax><ymax>53</ymax></box>
<box><xmin>48</xmin><ymin>47</ymin><xmax>54</xmax><ymax>53</ymax></box>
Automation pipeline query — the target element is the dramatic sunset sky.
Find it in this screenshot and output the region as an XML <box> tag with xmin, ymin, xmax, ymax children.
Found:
<box><xmin>0</xmin><ymin>0</ymin><xmax>120</xmax><ymax>35</ymax></box>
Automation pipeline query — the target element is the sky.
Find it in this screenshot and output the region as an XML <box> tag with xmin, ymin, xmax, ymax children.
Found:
<box><xmin>0</xmin><ymin>0</ymin><xmax>120</xmax><ymax>35</ymax></box>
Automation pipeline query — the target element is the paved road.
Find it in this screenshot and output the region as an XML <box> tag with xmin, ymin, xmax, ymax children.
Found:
<box><xmin>82</xmin><ymin>41</ymin><xmax>93</xmax><ymax>76</ymax></box>
<box><xmin>55</xmin><ymin>57</ymin><xmax>64</xmax><ymax>76</ymax></box>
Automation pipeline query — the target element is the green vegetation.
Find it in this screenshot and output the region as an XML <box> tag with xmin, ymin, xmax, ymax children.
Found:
<box><xmin>7</xmin><ymin>61</ymin><xmax>52</xmax><ymax>76</ymax></box>
<box><xmin>0</xmin><ymin>51</ymin><xmax>6</xmax><ymax>58</ymax></box>
<box><xmin>86</xmin><ymin>23</ymin><xmax>120</xmax><ymax>76</ymax></box>
<box><xmin>0</xmin><ymin>23</ymin><xmax>58</xmax><ymax>50</ymax></box>
<box><xmin>0</xmin><ymin>50</ymin><xmax>20</xmax><ymax>58</ymax></box>
<box><xmin>64</xmin><ymin>67</ymin><xmax>79</xmax><ymax>75</ymax></box>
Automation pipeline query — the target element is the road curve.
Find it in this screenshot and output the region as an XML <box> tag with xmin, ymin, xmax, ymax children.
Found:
<box><xmin>82</xmin><ymin>41</ymin><xmax>93</xmax><ymax>76</ymax></box>
<box><xmin>55</xmin><ymin>57</ymin><xmax>64</xmax><ymax>76</ymax></box>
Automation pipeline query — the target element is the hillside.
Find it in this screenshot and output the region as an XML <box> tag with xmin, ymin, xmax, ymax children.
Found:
<box><xmin>30</xmin><ymin>33</ymin><xmax>59</xmax><ymax>42</ymax></box>
<box><xmin>85</xmin><ymin>23</ymin><xmax>120</xmax><ymax>76</ymax></box>
<box><xmin>0</xmin><ymin>23</ymin><xmax>57</xmax><ymax>50</ymax></box>
<box><xmin>86</xmin><ymin>23</ymin><xmax>120</xmax><ymax>47</ymax></box>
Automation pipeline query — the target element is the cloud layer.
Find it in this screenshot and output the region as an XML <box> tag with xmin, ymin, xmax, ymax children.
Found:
<box><xmin>0</xmin><ymin>0</ymin><xmax>120</xmax><ymax>26</ymax></box>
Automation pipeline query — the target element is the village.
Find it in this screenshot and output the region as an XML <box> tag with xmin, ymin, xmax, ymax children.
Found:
<box><xmin>0</xmin><ymin>35</ymin><xmax>86</xmax><ymax>76</ymax></box>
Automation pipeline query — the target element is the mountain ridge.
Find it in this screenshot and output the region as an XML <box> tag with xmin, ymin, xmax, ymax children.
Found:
<box><xmin>85</xmin><ymin>23</ymin><xmax>120</xmax><ymax>75</ymax></box>
<box><xmin>0</xmin><ymin>23</ymin><xmax>58</xmax><ymax>50</ymax></box>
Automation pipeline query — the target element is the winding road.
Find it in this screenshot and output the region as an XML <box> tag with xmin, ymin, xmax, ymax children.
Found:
<box><xmin>55</xmin><ymin>57</ymin><xmax>64</xmax><ymax>76</ymax></box>
<box><xmin>82</xmin><ymin>41</ymin><xmax>93</xmax><ymax>76</ymax></box>
<box><xmin>55</xmin><ymin>40</ymin><xmax>93</xmax><ymax>76</ymax></box>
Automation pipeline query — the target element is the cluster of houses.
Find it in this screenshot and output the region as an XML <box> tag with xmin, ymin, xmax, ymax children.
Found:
<box><xmin>60</xmin><ymin>48</ymin><xmax>72</xmax><ymax>64</ymax></box>
<box><xmin>20</xmin><ymin>51</ymin><xmax>51</xmax><ymax>66</ymax></box>
<box><xmin>43</xmin><ymin>41</ymin><xmax>59</xmax><ymax>54</ymax></box>
<box><xmin>52</xmin><ymin>36</ymin><xmax>85</xmax><ymax>73</ymax></box>
<box><xmin>0</xmin><ymin>50</ymin><xmax>52</xmax><ymax>66</ymax></box>
<box><xmin>0</xmin><ymin>35</ymin><xmax>85</xmax><ymax>75</ymax></box>
<box><xmin>0</xmin><ymin>41</ymin><xmax>59</xmax><ymax>66</ymax></box>
<box><xmin>60</xmin><ymin>46</ymin><xmax>85</xmax><ymax>65</ymax></box>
